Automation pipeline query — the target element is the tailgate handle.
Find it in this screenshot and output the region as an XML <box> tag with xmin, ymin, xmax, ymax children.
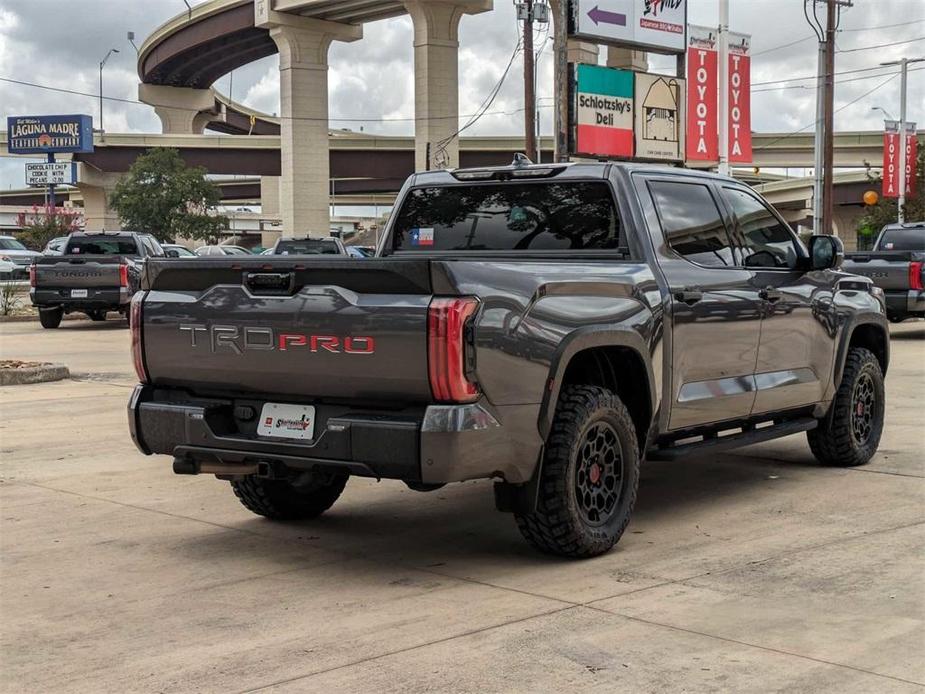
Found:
<box><xmin>244</xmin><ymin>272</ymin><xmax>296</xmax><ymax>296</ymax></box>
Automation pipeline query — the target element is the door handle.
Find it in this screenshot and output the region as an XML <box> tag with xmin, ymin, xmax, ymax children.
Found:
<box><xmin>673</xmin><ymin>288</ymin><xmax>703</xmax><ymax>305</ymax></box>
<box><xmin>759</xmin><ymin>287</ymin><xmax>782</xmax><ymax>303</ymax></box>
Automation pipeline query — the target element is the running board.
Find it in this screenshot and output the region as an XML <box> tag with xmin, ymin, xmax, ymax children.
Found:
<box><xmin>647</xmin><ymin>417</ymin><xmax>818</xmax><ymax>461</ymax></box>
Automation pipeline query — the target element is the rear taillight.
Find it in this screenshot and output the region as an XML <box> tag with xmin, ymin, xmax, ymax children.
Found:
<box><xmin>29</xmin><ymin>264</ymin><xmax>35</xmax><ymax>288</ymax></box>
<box><xmin>428</xmin><ymin>297</ymin><xmax>480</xmax><ymax>403</ymax></box>
<box><xmin>130</xmin><ymin>293</ymin><xmax>148</xmax><ymax>384</ymax></box>
<box><xmin>910</xmin><ymin>261</ymin><xmax>923</xmax><ymax>291</ymax></box>
<box><xmin>119</xmin><ymin>264</ymin><xmax>129</xmax><ymax>288</ymax></box>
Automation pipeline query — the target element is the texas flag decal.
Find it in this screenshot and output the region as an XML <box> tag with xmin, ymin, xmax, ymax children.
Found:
<box><xmin>410</xmin><ymin>227</ymin><xmax>434</xmax><ymax>246</ymax></box>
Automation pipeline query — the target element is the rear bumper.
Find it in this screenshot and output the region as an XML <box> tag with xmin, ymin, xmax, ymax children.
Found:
<box><xmin>31</xmin><ymin>287</ymin><xmax>129</xmax><ymax>310</ymax></box>
<box><xmin>128</xmin><ymin>385</ymin><xmax>542</xmax><ymax>484</ymax></box>
<box><xmin>884</xmin><ymin>290</ymin><xmax>925</xmax><ymax>318</ymax></box>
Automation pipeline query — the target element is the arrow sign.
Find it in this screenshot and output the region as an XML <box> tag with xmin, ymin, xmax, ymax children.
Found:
<box><xmin>588</xmin><ymin>5</ymin><xmax>627</xmax><ymax>26</ymax></box>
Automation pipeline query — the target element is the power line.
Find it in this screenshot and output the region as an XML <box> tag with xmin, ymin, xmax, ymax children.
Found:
<box><xmin>753</xmin><ymin>65</ymin><xmax>925</xmax><ymax>93</ymax></box>
<box><xmin>0</xmin><ymin>74</ymin><xmax>549</xmax><ymax>125</ymax></box>
<box><xmin>752</xmin><ymin>63</ymin><xmax>894</xmax><ymax>87</ymax></box>
<box><xmin>753</xmin><ymin>72</ymin><xmax>899</xmax><ymax>151</ymax></box>
<box><xmin>837</xmin><ymin>35</ymin><xmax>925</xmax><ymax>53</ymax></box>
<box><xmin>750</xmin><ymin>17</ymin><xmax>925</xmax><ymax>57</ymax></box>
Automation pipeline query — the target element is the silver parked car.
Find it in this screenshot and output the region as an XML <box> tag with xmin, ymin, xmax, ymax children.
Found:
<box><xmin>0</xmin><ymin>236</ymin><xmax>41</xmax><ymax>279</ymax></box>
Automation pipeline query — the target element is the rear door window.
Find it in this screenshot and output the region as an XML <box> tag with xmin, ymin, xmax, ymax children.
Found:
<box><xmin>275</xmin><ymin>240</ymin><xmax>342</xmax><ymax>255</ymax></box>
<box><xmin>65</xmin><ymin>237</ymin><xmax>140</xmax><ymax>255</ymax></box>
<box><xmin>391</xmin><ymin>182</ymin><xmax>622</xmax><ymax>252</ymax></box>
<box><xmin>649</xmin><ymin>180</ymin><xmax>736</xmax><ymax>267</ymax></box>
<box><xmin>877</xmin><ymin>227</ymin><xmax>925</xmax><ymax>251</ymax></box>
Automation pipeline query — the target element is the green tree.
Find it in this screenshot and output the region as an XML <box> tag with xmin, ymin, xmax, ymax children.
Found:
<box><xmin>857</xmin><ymin>145</ymin><xmax>925</xmax><ymax>249</ymax></box>
<box><xmin>109</xmin><ymin>148</ymin><xmax>228</xmax><ymax>243</ymax></box>
<box><xmin>16</xmin><ymin>204</ymin><xmax>83</xmax><ymax>250</ymax></box>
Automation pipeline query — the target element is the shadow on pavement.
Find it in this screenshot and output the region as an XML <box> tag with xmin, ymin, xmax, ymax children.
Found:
<box><xmin>169</xmin><ymin>453</ymin><xmax>788</xmax><ymax>567</ymax></box>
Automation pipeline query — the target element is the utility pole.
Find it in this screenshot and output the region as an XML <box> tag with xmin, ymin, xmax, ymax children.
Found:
<box><xmin>717</xmin><ymin>0</ymin><xmax>730</xmax><ymax>176</ymax></box>
<box><xmin>822</xmin><ymin>0</ymin><xmax>837</xmax><ymax>234</ymax></box>
<box><xmin>522</xmin><ymin>0</ymin><xmax>537</xmax><ymax>160</ymax></box>
<box><xmin>553</xmin><ymin>0</ymin><xmax>569</xmax><ymax>163</ymax></box>
<box><xmin>881</xmin><ymin>57</ymin><xmax>924</xmax><ymax>223</ymax></box>
<box><xmin>804</xmin><ymin>0</ymin><xmax>849</xmax><ymax>233</ymax></box>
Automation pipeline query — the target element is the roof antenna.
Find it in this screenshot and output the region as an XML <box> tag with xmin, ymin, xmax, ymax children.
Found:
<box><xmin>512</xmin><ymin>153</ymin><xmax>533</xmax><ymax>168</ymax></box>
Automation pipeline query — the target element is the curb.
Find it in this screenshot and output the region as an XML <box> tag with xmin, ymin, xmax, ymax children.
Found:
<box><xmin>0</xmin><ymin>363</ymin><xmax>70</xmax><ymax>386</ymax></box>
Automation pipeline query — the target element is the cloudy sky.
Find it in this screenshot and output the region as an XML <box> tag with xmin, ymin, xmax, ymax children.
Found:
<box><xmin>1</xmin><ymin>0</ymin><xmax>923</xmax><ymax>190</ymax></box>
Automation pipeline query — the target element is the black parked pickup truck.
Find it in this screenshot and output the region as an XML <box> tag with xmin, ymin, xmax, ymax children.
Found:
<box><xmin>842</xmin><ymin>222</ymin><xmax>924</xmax><ymax>323</ymax></box>
<box><xmin>128</xmin><ymin>162</ymin><xmax>889</xmax><ymax>557</ymax></box>
<box><xmin>31</xmin><ymin>232</ymin><xmax>166</xmax><ymax>328</ymax></box>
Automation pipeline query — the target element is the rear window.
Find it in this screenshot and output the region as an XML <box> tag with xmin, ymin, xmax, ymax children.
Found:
<box><xmin>877</xmin><ymin>227</ymin><xmax>924</xmax><ymax>251</ymax></box>
<box><xmin>390</xmin><ymin>182</ymin><xmax>622</xmax><ymax>252</ymax></box>
<box><xmin>65</xmin><ymin>237</ymin><xmax>139</xmax><ymax>255</ymax></box>
<box><xmin>275</xmin><ymin>240</ymin><xmax>342</xmax><ymax>255</ymax></box>
<box><xmin>0</xmin><ymin>238</ymin><xmax>27</xmax><ymax>251</ymax></box>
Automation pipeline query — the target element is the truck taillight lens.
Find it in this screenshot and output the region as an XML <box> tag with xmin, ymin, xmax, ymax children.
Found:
<box><xmin>119</xmin><ymin>264</ymin><xmax>129</xmax><ymax>288</ymax></box>
<box><xmin>428</xmin><ymin>297</ymin><xmax>480</xmax><ymax>403</ymax></box>
<box><xmin>29</xmin><ymin>264</ymin><xmax>35</xmax><ymax>288</ymax></box>
<box><xmin>910</xmin><ymin>261</ymin><xmax>924</xmax><ymax>291</ymax></box>
<box><xmin>130</xmin><ymin>293</ymin><xmax>148</xmax><ymax>384</ymax></box>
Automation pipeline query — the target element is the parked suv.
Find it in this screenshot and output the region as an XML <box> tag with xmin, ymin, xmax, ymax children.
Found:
<box><xmin>128</xmin><ymin>162</ymin><xmax>888</xmax><ymax>557</ymax></box>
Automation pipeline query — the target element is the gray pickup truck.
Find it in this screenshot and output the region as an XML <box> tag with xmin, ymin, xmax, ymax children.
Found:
<box><xmin>127</xmin><ymin>162</ymin><xmax>889</xmax><ymax>557</ymax></box>
<box><xmin>843</xmin><ymin>222</ymin><xmax>924</xmax><ymax>322</ymax></box>
<box><xmin>31</xmin><ymin>232</ymin><xmax>165</xmax><ymax>328</ymax></box>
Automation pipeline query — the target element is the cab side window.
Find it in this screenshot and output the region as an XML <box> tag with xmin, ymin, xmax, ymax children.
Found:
<box><xmin>722</xmin><ymin>187</ymin><xmax>802</xmax><ymax>269</ymax></box>
<box><xmin>650</xmin><ymin>180</ymin><xmax>736</xmax><ymax>268</ymax></box>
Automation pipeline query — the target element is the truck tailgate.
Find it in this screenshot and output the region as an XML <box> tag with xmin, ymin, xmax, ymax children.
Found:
<box><xmin>33</xmin><ymin>256</ymin><xmax>125</xmax><ymax>288</ymax></box>
<box><xmin>842</xmin><ymin>251</ymin><xmax>921</xmax><ymax>291</ymax></box>
<box><xmin>139</xmin><ymin>258</ymin><xmax>437</xmax><ymax>402</ymax></box>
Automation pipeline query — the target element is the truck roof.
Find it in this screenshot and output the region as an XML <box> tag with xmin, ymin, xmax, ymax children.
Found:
<box><xmin>410</xmin><ymin>159</ymin><xmax>740</xmax><ymax>187</ymax></box>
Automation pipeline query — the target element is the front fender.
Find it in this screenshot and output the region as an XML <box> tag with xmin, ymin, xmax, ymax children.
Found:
<box><xmin>538</xmin><ymin>326</ymin><xmax>658</xmax><ymax>440</ymax></box>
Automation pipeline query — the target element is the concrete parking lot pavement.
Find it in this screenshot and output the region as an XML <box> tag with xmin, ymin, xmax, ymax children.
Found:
<box><xmin>1</xmin><ymin>319</ymin><xmax>923</xmax><ymax>693</ymax></box>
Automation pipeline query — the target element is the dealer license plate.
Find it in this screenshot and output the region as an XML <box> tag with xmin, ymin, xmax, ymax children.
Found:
<box><xmin>71</xmin><ymin>289</ymin><xmax>88</xmax><ymax>298</ymax></box>
<box><xmin>257</xmin><ymin>403</ymin><xmax>316</xmax><ymax>440</ymax></box>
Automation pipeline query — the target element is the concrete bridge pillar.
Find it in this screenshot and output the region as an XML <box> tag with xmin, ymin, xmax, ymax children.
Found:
<box><xmin>567</xmin><ymin>39</ymin><xmax>599</xmax><ymax>65</ymax></box>
<box><xmin>257</xmin><ymin>8</ymin><xmax>361</xmax><ymax>237</ymax></box>
<box><xmin>607</xmin><ymin>47</ymin><xmax>648</xmax><ymax>72</ymax></box>
<box><xmin>139</xmin><ymin>84</ymin><xmax>214</xmax><ymax>134</ymax></box>
<box><xmin>404</xmin><ymin>0</ymin><xmax>492</xmax><ymax>171</ymax></box>
<box><xmin>76</xmin><ymin>165</ymin><xmax>122</xmax><ymax>231</ymax></box>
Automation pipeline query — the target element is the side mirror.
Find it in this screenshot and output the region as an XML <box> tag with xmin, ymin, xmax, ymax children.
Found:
<box><xmin>165</xmin><ymin>249</ymin><xmax>180</xmax><ymax>258</ymax></box>
<box><xmin>809</xmin><ymin>234</ymin><xmax>844</xmax><ymax>271</ymax></box>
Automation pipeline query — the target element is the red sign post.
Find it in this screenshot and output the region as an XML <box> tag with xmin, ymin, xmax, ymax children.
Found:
<box><xmin>727</xmin><ymin>33</ymin><xmax>752</xmax><ymax>164</ymax></box>
<box><xmin>883</xmin><ymin>122</ymin><xmax>901</xmax><ymax>198</ymax></box>
<box><xmin>904</xmin><ymin>125</ymin><xmax>918</xmax><ymax>196</ymax></box>
<box><xmin>686</xmin><ymin>26</ymin><xmax>718</xmax><ymax>162</ymax></box>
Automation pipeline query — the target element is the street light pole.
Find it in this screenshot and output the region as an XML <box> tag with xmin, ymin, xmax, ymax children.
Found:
<box><xmin>99</xmin><ymin>48</ymin><xmax>119</xmax><ymax>134</ymax></box>
<box><xmin>717</xmin><ymin>0</ymin><xmax>730</xmax><ymax>176</ymax></box>
<box><xmin>881</xmin><ymin>57</ymin><xmax>924</xmax><ymax>223</ymax></box>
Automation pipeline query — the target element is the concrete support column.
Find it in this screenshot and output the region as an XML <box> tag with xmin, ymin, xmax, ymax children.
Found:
<box><xmin>607</xmin><ymin>47</ymin><xmax>648</xmax><ymax>72</ymax></box>
<box><xmin>139</xmin><ymin>84</ymin><xmax>215</xmax><ymax>134</ymax></box>
<box><xmin>257</xmin><ymin>9</ymin><xmax>361</xmax><ymax>237</ymax></box>
<box><xmin>76</xmin><ymin>165</ymin><xmax>122</xmax><ymax>231</ymax></box>
<box><xmin>404</xmin><ymin>0</ymin><xmax>492</xmax><ymax>171</ymax></box>
<box><xmin>567</xmin><ymin>39</ymin><xmax>599</xmax><ymax>65</ymax></box>
<box><xmin>260</xmin><ymin>176</ymin><xmax>280</xmax><ymax>216</ymax></box>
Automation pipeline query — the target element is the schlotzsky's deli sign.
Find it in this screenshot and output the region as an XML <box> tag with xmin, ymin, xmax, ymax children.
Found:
<box><xmin>7</xmin><ymin>115</ymin><xmax>94</xmax><ymax>155</ymax></box>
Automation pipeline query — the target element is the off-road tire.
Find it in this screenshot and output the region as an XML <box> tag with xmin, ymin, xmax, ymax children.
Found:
<box><xmin>231</xmin><ymin>473</ymin><xmax>348</xmax><ymax>520</ymax></box>
<box><xmin>808</xmin><ymin>347</ymin><xmax>884</xmax><ymax>467</ymax></box>
<box><xmin>515</xmin><ymin>385</ymin><xmax>640</xmax><ymax>558</ymax></box>
<box><xmin>39</xmin><ymin>307</ymin><xmax>63</xmax><ymax>329</ymax></box>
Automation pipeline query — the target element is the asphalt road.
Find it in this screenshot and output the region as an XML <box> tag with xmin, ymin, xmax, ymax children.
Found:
<box><xmin>1</xmin><ymin>318</ymin><xmax>923</xmax><ymax>693</ymax></box>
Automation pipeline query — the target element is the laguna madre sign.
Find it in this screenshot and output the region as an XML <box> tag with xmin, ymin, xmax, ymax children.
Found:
<box><xmin>570</xmin><ymin>63</ymin><xmax>685</xmax><ymax>162</ymax></box>
<box><xmin>7</xmin><ymin>115</ymin><xmax>94</xmax><ymax>155</ymax></box>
